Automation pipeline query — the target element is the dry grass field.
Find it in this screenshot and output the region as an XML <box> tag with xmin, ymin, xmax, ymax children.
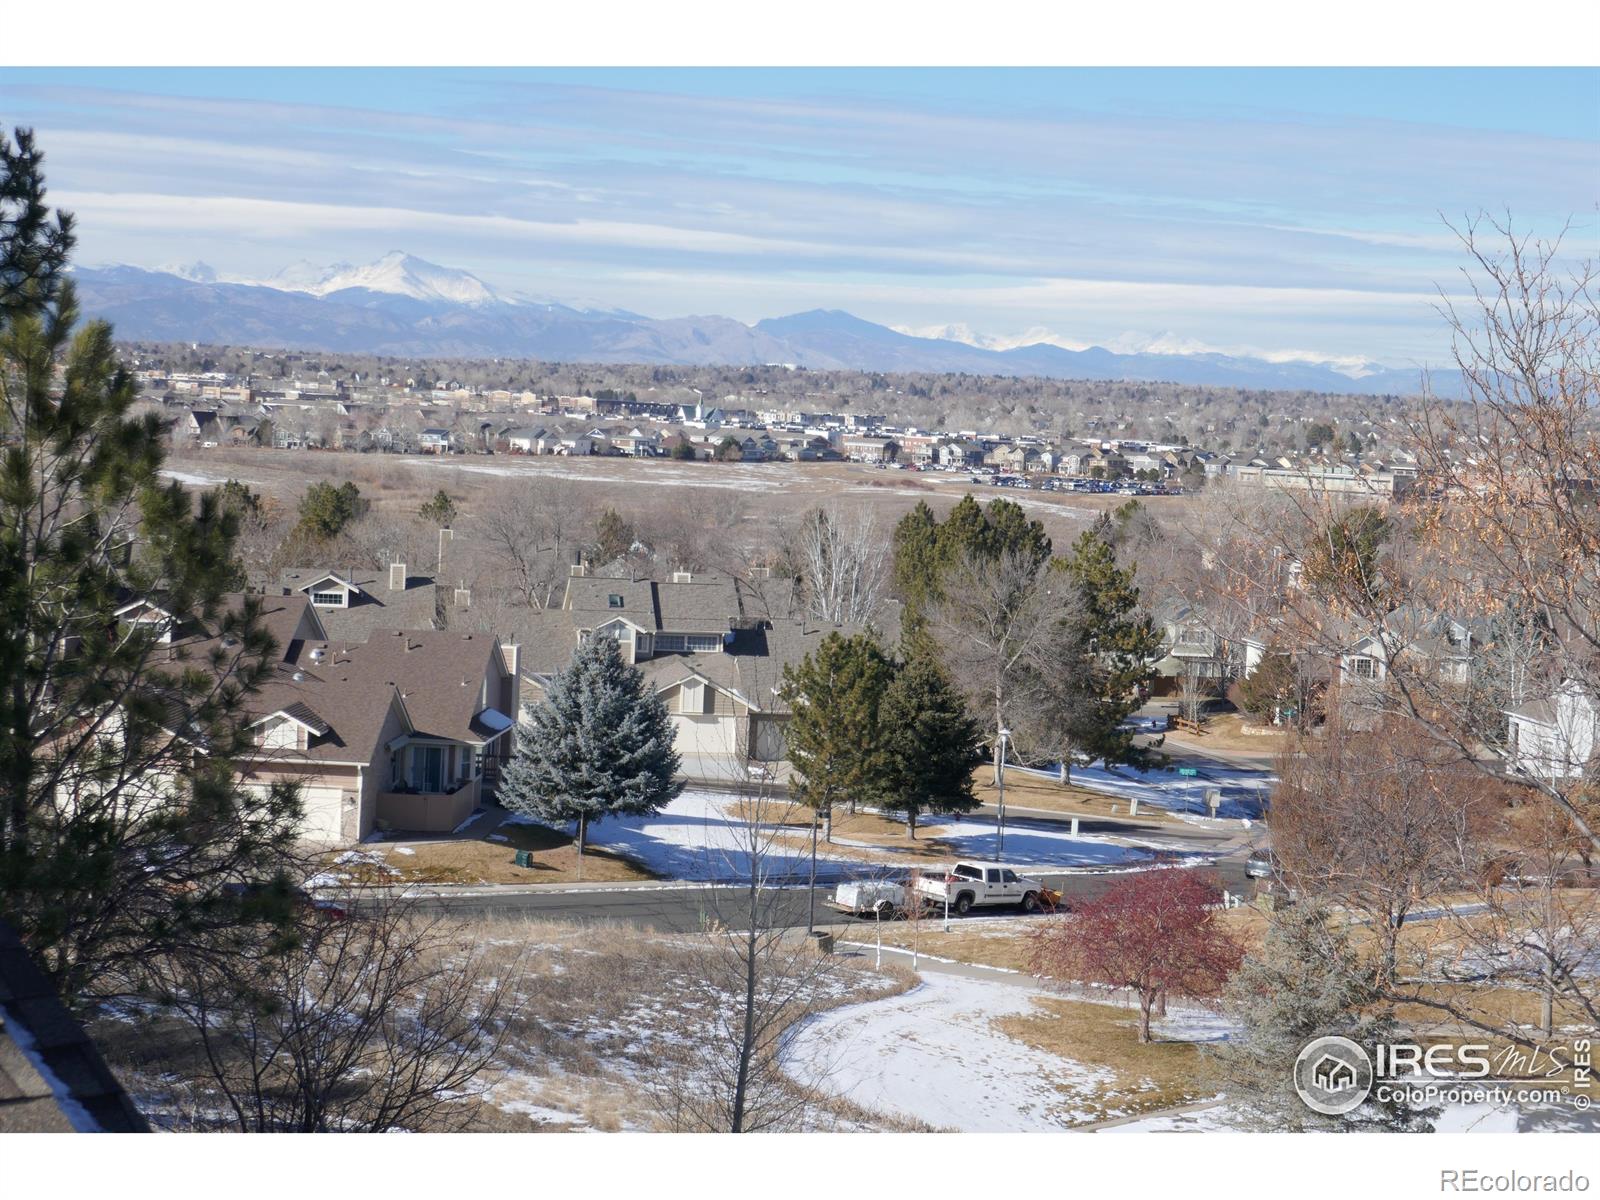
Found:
<box><xmin>166</xmin><ymin>444</ymin><xmax>1177</xmax><ymax>550</ymax></box>
<box><xmin>995</xmin><ymin>997</ymin><xmax>1219</xmax><ymax>1122</ymax></box>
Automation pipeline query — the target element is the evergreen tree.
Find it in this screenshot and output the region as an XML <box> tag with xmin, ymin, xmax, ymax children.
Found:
<box><xmin>1045</xmin><ymin>529</ymin><xmax>1162</xmax><ymax>777</ymax></box>
<box><xmin>891</xmin><ymin>495</ymin><xmax>1051</xmax><ymax>639</ymax></box>
<box><xmin>1304</xmin><ymin>504</ymin><xmax>1391</xmax><ymax>604</ymax></box>
<box><xmin>591</xmin><ymin>506</ymin><xmax>634</xmax><ymax>565</ymax></box>
<box><xmin>499</xmin><ymin>634</ymin><xmax>682</xmax><ymax>858</ymax></box>
<box><xmin>890</xmin><ymin>500</ymin><xmax>941</xmax><ymax>638</ymax></box>
<box><xmin>781</xmin><ymin>632</ymin><xmax>892</xmax><ymax>840</ymax></box>
<box><xmin>1208</xmin><ymin>901</ymin><xmax>1433</xmax><ymax>1131</ymax></box>
<box><xmin>418</xmin><ymin>488</ymin><xmax>457</xmax><ymax>528</ymax></box>
<box><xmin>1</xmin><ymin>130</ymin><xmax>304</xmax><ymax>1000</ymax></box>
<box><xmin>295</xmin><ymin>480</ymin><xmax>364</xmax><ymax>541</ymax></box>
<box><xmin>1234</xmin><ymin>649</ymin><xmax>1310</xmax><ymax>728</ymax></box>
<box><xmin>876</xmin><ymin>652</ymin><xmax>984</xmax><ymax>838</ymax></box>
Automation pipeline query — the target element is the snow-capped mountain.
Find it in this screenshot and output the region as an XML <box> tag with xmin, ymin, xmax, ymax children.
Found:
<box><xmin>157</xmin><ymin>260</ymin><xmax>221</xmax><ymax>284</ymax></box>
<box><xmin>70</xmin><ymin>255</ymin><xmax>1451</xmax><ymax>396</ymax></box>
<box><xmin>258</xmin><ymin>251</ymin><xmax>503</xmax><ymax>306</ymax></box>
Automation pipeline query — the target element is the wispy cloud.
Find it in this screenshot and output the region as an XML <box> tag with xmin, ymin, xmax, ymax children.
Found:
<box><xmin>4</xmin><ymin>68</ymin><xmax>1594</xmax><ymax>365</ymax></box>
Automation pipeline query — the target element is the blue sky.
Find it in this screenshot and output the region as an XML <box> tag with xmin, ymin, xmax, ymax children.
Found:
<box><xmin>1</xmin><ymin>67</ymin><xmax>1594</xmax><ymax>367</ymax></box>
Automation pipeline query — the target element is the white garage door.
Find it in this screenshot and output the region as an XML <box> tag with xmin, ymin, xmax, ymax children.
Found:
<box><xmin>298</xmin><ymin>786</ymin><xmax>348</xmax><ymax>843</ymax></box>
<box><xmin>674</xmin><ymin>714</ymin><xmax>741</xmax><ymax>758</ymax></box>
<box><xmin>241</xmin><ymin>782</ymin><xmax>347</xmax><ymax>843</ymax></box>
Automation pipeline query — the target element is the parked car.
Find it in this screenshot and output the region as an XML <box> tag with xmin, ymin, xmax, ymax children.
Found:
<box><xmin>914</xmin><ymin>861</ymin><xmax>1048</xmax><ymax>914</ymax></box>
<box><xmin>1244</xmin><ymin>848</ymin><xmax>1278</xmax><ymax>879</ymax></box>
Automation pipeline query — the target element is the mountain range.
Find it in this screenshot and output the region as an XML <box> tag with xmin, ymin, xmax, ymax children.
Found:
<box><xmin>73</xmin><ymin>252</ymin><xmax>1445</xmax><ymax>396</ymax></box>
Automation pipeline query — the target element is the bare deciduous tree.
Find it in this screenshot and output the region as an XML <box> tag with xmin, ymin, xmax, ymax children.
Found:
<box><xmin>927</xmin><ymin>548</ymin><xmax>1083</xmax><ymax>782</ymax></box>
<box><xmin>473</xmin><ymin>476</ymin><xmax>591</xmax><ymax>610</ymax></box>
<box><xmin>147</xmin><ymin>891</ymin><xmax>520</xmax><ymax>1132</ymax></box>
<box><xmin>653</xmin><ymin>783</ymin><xmax>841</xmax><ymax>1133</ymax></box>
<box><xmin>782</xmin><ymin>503</ymin><xmax>891</xmax><ymax>628</ymax></box>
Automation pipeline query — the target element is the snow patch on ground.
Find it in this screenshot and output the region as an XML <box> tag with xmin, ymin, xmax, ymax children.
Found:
<box><xmin>508</xmin><ymin>790</ymin><xmax>1166</xmax><ymax>882</ymax></box>
<box><xmin>1016</xmin><ymin>759</ymin><xmax>1274</xmax><ymax>821</ymax></box>
<box><xmin>784</xmin><ymin>971</ymin><xmax>1112</xmax><ymax>1131</ymax></box>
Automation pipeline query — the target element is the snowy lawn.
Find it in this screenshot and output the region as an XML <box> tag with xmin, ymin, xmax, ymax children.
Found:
<box><xmin>1014</xmin><ymin>759</ymin><xmax>1273</xmax><ymax>821</ymax></box>
<box><xmin>784</xmin><ymin>971</ymin><xmax>1113</xmax><ymax>1131</ymax></box>
<box><xmin>785</xmin><ymin>965</ymin><xmax>1239</xmax><ymax>1130</ymax></box>
<box><xmin>511</xmin><ymin>790</ymin><xmax>1176</xmax><ymax>883</ymax></box>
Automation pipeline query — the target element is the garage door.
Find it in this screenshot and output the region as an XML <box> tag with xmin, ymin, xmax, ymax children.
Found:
<box><xmin>241</xmin><ymin>782</ymin><xmax>347</xmax><ymax>843</ymax></box>
<box><xmin>674</xmin><ymin>714</ymin><xmax>741</xmax><ymax>758</ymax></box>
<box><xmin>298</xmin><ymin>786</ymin><xmax>348</xmax><ymax>843</ymax></box>
<box><xmin>752</xmin><ymin>718</ymin><xmax>787</xmax><ymax>762</ymax></box>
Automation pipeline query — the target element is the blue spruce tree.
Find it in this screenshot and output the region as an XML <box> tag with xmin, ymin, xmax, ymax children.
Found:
<box><xmin>499</xmin><ymin>634</ymin><xmax>683</xmax><ymax>858</ymax></box>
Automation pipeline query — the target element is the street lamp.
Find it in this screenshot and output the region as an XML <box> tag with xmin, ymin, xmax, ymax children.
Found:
<box><xmin>995</xmin><ymin>727</ymin><xmax>1011</xmax><ymax>862</ymax></box>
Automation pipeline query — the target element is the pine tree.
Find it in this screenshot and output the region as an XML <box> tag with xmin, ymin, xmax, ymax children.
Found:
<box><xmin>1235</xmin><ymin>650</ymin><xmax>1306</xmax><ymax>727</ymax></box>
<box><xmin>1</xmin><ymin>129</ymin><xmax>304</xmax><ymax>1000</ymax></box>
<box><xmin>1046</xmin><ymin>529</ymin><xmax>1162</xmax><ymax>777</ymax></box>
<box><xmin>591</xmin><ymin>506</ymin><xmax>634</xmax><ymax>565</ymax></box>
<box><xmin>418</xmin><ymin>488</ymin><xmax>457</xmax><ymax>528</ymax></box>
<box><xmin>295</xmin><ymin>480</ymin><xmax>364</xmax><ymax>541</ymax></box>
<box><xmin>781</xmin><ymin>632</ymin><xmax>892</xmax><ymax>840</ymax></box>
<box><xmin>891</xmin><ymin>495</ymin><xmax>1051</xmax><ymax>642</ymax></box>
<box><xmin>499</xmin><ymin>634</ymin><xmax>682</xmax><ymax>857</ymax></box>
<box><xmin>876</xmin><ymin>652</ymin><xmax>985</xmax><ymax>838</ymax></box>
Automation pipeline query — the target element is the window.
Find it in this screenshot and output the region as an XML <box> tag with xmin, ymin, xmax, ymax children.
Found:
<box><xmin>1000</xmin><ymin>869</ymin><xmax>1019</xmax><ymax>884</ymax></box>
<box><xmin>608</xmin><ymin>594</ymin><xmax>624</xmax><ymax>608</ymax></box>
<box><xmin>680</xmin><ymin>681</ymin><xmax>707</xmax><ymax>715</ymax></box>
<box><xmin>985</xmin><ymin>869</ymin><xmax>1001</xmax><ymax>884</ymax></box>
<box><xmin>953</xmin><ymin>864</ymin><xmax>983</xmax><ymax>881</ymax></box>
<box><xmin>655</xmin><ymin>634</ymin><xmax>687</xmax><ymax>653</ymax></box>
<box><xmin>311</xmin><ymin>590</ymin><xmax>345</xmax><ymax>608</ymax></box>
<box><xmin>687</xmin><ymin>633</ymin><xmax>723</xmax><ymax>653</ymax></box>
<box><xmin>1350</xmin><ymin>656</ymin><xmax>1377</xmax><ymax>679</ymax></box>
<box><xmin>411</xmin><ymin>745</ymin><xmax>445</xmax><ymax>792</ymax></box>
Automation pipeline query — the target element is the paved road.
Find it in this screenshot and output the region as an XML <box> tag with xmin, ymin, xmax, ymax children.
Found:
<box><xmin>399</xmin><ymin>856</ymin><xmax>1256</xmax><ymax>930</ymax></box>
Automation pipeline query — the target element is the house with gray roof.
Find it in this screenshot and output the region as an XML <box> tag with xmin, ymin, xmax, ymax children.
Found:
<box><xmin>513</xmin><ymin>567</ymin><xmax>898</xmax><ymax>780</ymax></box>
<box><xmin>117</xmin><ymin>591</ymin><xmax>520</xmax><ymax>842</ymax></box>
<box><xmin>277</xmin><ymin>563</ymin><xmax>440</xmax><ymax>640</ymax></box>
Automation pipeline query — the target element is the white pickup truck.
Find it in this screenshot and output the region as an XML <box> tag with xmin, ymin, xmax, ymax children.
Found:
<box><xmin>914</xmin><ymin>862</ymin><xmax>1049</xmax><ymax>915</ymax></box>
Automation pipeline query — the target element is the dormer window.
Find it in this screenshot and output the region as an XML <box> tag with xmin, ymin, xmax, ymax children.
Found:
<box><xmin>608</xmin><ymin>594</ymin><xmax>624</xmax><ymax>608</ymax></box>
<box><xmin>311</xmin><ymin>590</ymin><xmax>346</xmax><ymax>608</ymax></box>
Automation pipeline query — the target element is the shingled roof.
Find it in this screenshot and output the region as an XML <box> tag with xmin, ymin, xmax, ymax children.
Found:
<box><xmin>0</xmin><ymin>922</ymin><xmax>148</xmax><ymax>1133</ymax></box>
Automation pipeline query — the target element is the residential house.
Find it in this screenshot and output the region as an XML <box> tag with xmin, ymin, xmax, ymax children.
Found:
<box><xmin>276</xmin><ymin>563</ymin><xmax>441</xmax><ymax>639</ymax></box>
<box><xmin>512</xmin><ymin>569</ymin><xmax>899</xmax><ymax>776</ymax></box>
<box><xmin>937</xmin><ymin>440</ymin><xmax>985</xmax><ymax>469</ymax></box>
<box><xmin>419</xmin><ymin>428</ymin><xmax>454</xmax><ymax>454</ymax></box>
<box><xmin>840</xmin><ymin>434</ymin><xmax>895</xmax><ymax>462</ymax></box>
<box><xmin>610</xmin><ymin>426</ymin><xmax>662</xmax><ymax>457</ymax></box>
<box><xmin>1337</xmin><ymin>608</ymin><xmax>1489</xmax><ymax>689</ymax></box>
<box><xmin>107</xmin><ymin>592</ymin><xmax>519</xmax><ymax>842</ymax></box>
<box><xmin>1150</xmin><ymin>598</ymin><xmax>1229</xmax><ymax>691</ymax></box>
<box><xmin>1506</xmin><ymin>682</ymin><xmax>1597</xmax><ymax>782</ymax></box>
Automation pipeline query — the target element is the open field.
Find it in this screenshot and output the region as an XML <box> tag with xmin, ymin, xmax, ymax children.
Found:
<box><xmin>163</xmin><ymin>444</ymin><xmax>1177</xmax><ymax>548</ymax></box>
